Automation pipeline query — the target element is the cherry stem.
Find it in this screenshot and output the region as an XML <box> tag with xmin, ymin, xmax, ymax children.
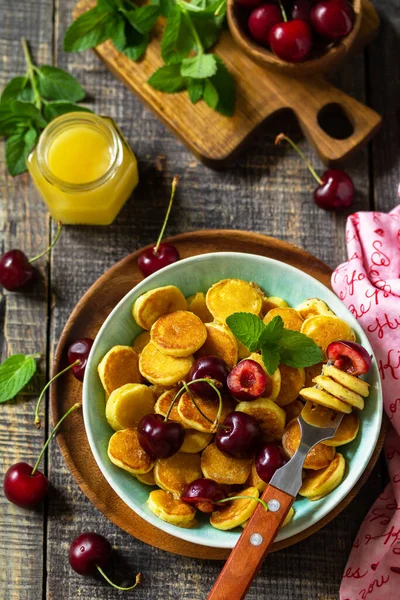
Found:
<box><xmin>153</xmin><ymin>176</ymin><xmax>179</xmax><ymax>256</ymax></box>
<box><xmin>34</xmin><ymin>360</ymin><xmax>80</xmax><ymax>428</ymax></box>
<box><xmin>30</xmin><ymin>221</ymin><xmax>63</xmax><ymax>263</ymax></box>
<box><xmin>275</xmin><ymin>134</ymin><xmax>322</xmax><ymax>185</ymax></box>
<box><xmin>184</xmin><ymin>379</ymin><xmax>225</xmax><ymax>432</ymax></box>
<box><xmin>277</xmin><ymin>0</ymin><xmax>288</xmax><ymax>22</ymax></box>
<box><xmin>165</xmin><ymin>385</ymin><xmax>186</xmax><ymax>422</ymax></box>
<box><xmin>21</xmin><ymin>38</ymin><xmax>42</xmax><ymax>111</ymax></box>
<box><xmin>216</xmin><ymin>495</ymin><xmax>269</xmax><ymax>513</ymax></box>
<box><xmin>214</xmin><ymin>0</ymin><xmax>226</xmax><ymax>16</ymax></box>
<box><xmin>31</xmin><ymin>402</ymin><xmax>81</xmax><ymax>475</ymax></box>
<box><xmin>96</xmin><ymin>567</ymin><xmax>142</xmax><ymax>591</ymax></box>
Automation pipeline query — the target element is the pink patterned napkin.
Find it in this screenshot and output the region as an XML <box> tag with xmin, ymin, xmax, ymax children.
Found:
<box><xmin>330</xmin><ymin>205</ymin><xmax>400</xmax><ymax>599</ymax></box>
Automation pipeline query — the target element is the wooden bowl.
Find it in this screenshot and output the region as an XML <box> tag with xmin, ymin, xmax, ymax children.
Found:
<box><xmin>227</xmin><ymin>0</ymin><xmax>362</xmax><ymax>77</ymax></box>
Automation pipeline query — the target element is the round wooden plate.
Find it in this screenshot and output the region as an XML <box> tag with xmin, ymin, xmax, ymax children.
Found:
<box><xmin>51</xmin><ymin>230</ymin><xmax>386</xmax><ymax>560</ymax></box>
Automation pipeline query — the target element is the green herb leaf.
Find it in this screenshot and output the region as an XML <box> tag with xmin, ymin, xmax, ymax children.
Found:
<box><xmin>204</xmin><ymin>56</ymin><xmax>235</xmax><ymax>116</ymax></box>
<box><xmin>6</xmin><ymin>127</ymin><xmax>38</xmax><ymax>175</ymax></box>
<box><xmin>203</xmin><ymin>78</ymin><xmax>219</xmax><ymax>110</ymax></box>
<box><xmin>37</xmin><ymin>66</ymin><xmax>86</xmax><ymax>102</ymax></box>
<box><xmin>181</xmin><ymin>53</ymin><xmax>217</xmax><ymax>79</ymax></box>
<box><xmin>64</xmin><ymin>7</ymin><xmax>113</xmax><ymax>52</ymax></box>
<box><xmin>226</xmin><ymin>312</ymin><xmax>265</xmax><ymax>352</ymax></box>
<box><xmin>278</xmin><ymin>330</ymin><xmax>323</xmax><ymax>368</ymax></box>
<box><xmin>191</xmin><ymin>15</ymin><xmax>223</xmax><ymax>49</ymax></box>
<box><xmin>259</xmin><ymin>316</ymin><xmax>285</xmax><ymax>345</ymax></box>
<box><xmin>261</xmin><ymin>345</ymin><xmax>281</xmax><ymax>376</ymax></box>
<box><xmin>0</xmin><ymin>354</ymin><xmax>38</xmax><ymax>403</ymax></box>
<box><xmin>1</xmin><ymin>77</ymin><xmax>29</xmax><ymax>104</ymax></box>
<box><xmin>122</xmin><ymin>5</ymin><xmax>160</xmax><ymax>34</ymax></box>
<box><xmin>148</xmin><ymin>63</ymin><xmax>187</xmax><ymax>93</ymax></box>
<box><xmin>0</xmin><ymin>101</ymin><xmax>47</xmax><ymax>133</ymax></box>
<box><xmin>187</xmin><ymin>78</ymin><xmax>203</xmax><ymax>103</ymax></box>
<box><xmin>108</xmin><ymin>13</ymin><xmax>127</xmax><ymax>49</ymax></box>
<box><xmin>44</xmin><ymin>101</ymin><xmax>91</xmax><ymax>122</ymax></box>
<box><xmin>161</xmin><ymin>6</ymin><xmax>194</xmax><ymax>65</ymax></box>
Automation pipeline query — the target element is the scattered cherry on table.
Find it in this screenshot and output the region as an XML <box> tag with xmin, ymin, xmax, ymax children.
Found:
<box><xmin>327</xmin><ymin>340</ymin><xmax>371</xmax><ymax>375</ymax></box>
<box><xmin>215</xmin><ymin>412</ymin><xmax>262</xmax><ymax>458</ymax></box>
<box><xmin>275</xmin><ymin>133</ymin><xmax>355</xmax><ymax>210</ymax></box>
<box><xmin>138</xmin><ymin>175</ymin><xmax>180</xmax><ymax>277</ymax></box>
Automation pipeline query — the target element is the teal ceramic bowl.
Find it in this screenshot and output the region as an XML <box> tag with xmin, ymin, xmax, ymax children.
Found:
<box><xmin>83</xmin><ymin>252</ymin><xmax>382</xmax><ymax>549</ymax></box>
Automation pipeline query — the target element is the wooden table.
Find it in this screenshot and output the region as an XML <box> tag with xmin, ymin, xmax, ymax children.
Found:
<box><xmin>0</xmin><ymin>1</ymin><xmax>398</xmax><ymax>598</ymax></box>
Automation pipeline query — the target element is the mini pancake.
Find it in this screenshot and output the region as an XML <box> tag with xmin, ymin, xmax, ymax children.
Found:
<box><xmin>108</xmin><ymin>428</ymin><xmax>155</xmax><ymax>475</ymax></box>
<box><xmin>300</xmin><ymin>315</ymin><xmax>356</xmax><ymax>357</ymax></box>
<box><xmin>136</xmin><ymin>469</ymin><xmax>156</xmax><ymax>485</ymax></box>
<box><xmin>237</xmin><ymin>340</ymin><xmax>251</xmax><ymax>360</ymax></box>
<box><xmin>154</xmin><ymin>388</ymin><xmax>188</xmax><ymax>428</ymax></box>
<box><xmin>186</xmin><ymin>292</ymin><xmax>213</xmax><ymax>323</ymax></box>
<box><xmin>262</xmin><ymin>296</ymin><xmax>289</xmax><ymax>314</ymax></box>
<box><xmin>151</xmin><ymin>310</ymin><xmax>207</xmax><ymax>357</ymax></box>
<box><xmin>154</xmin><ymin>452</ymin><xmax>202</xmax><ymax>497</ymax></box>
<box><xmin>132</xmin><ymin>330</ymin><xmax>151</xmax><ymax>354</ymax></box>
<box><xmin>180</xmin><ymin>430</ymin><xmax>213</xmax><ymax>453</ymax></box>
<box><xmin>299</xmin><ymin>386</ymin><xmax>352</xmax><ymax>414</ymax></box>
<box><xmin>206</xmin><ymin>279</ymin><xmax>262</xmax><ymax>323</ymax></box>
<box><xmin>177</xmin><ymin>391</ymin><xmax>234</xmax><ymax>433</ymax></box>
<box><xmin>295</xmin><ymin>298</ymin><xmax>335</xmax><ymax>320</ymax></box>
<box><xmin>246</xmin><ymin>353</ymin><xmax>281</xmax><ymax>401</ymax></box>
<box><xmin>235</xmin><ymin>398</ymin><xmax>286</xmax><ymax>442</ymax></box>
<box><xmin>195</xmin><ymin>321</ymin><xmax>238</xmax><ymax>369</ymax></box>
<box><xmin>263</xmin><ymin>308</ymin><xmax>304</xmax><ymax>332</ymax></box>
<box><xmin>283</xmin><ymin>399</ymin><xmax>304</xmax><ymax>424</ymax></box>
<box><xmin>304</xmin><ymin>362</ymin><xmax>324</xmax><ymax>387</ymax></box>
<box><xmin>98</xmin><ymin>345</ymin><xmax>142</xmax><ymax>395</ymax></box>
<box><xmin>299</xmin><ymin>453</ymin><xmax>345</xmax><ymax>500</ymax></box>
<box><xmin>139</xmin><ymin>342</ymin><xmax>194</xmax><ymax>386</ymax></box>
<box><xmin>132</xmin><ymin>285</ymin><xmax>188</xmax><ymax>330</ymax></box>
<box><xmin>282</xmin><ymin>419</ymin><xmax>336</xmax><ymax>470</ymax></box>
<box><xmin>149</xmin><ymin>383</ymin><xmax>175</xmax><ymax>399</ymax></box>
<box><xmin>210</xmin><ymin>486</ymin><xmax>259</xmax><ymax>530</ymax></box>
<box><xmin>241</xmin><ymin>506</ymin><xmax>295</xmax><ymax>529</ymax></box>
<box><xmin>246</xmin><ymin>460</ymin><xmax>267</xmax><ymax>492</ymax></box>
<box><xmin>322</xmin><ymin>412</ymin><xmax>359</xmax><ymax>447</ymax></box>
<box><xmin>322</xmin><ymin>364</ymin><xmax>370</xmax><ymax>397</ymax></box>
<box><xmin>275</xmin><ymin>364</ymin><xmax>305</xmax><ymax>407</ymax></box>
<box><xmin>314</xmin><ymin>375</ymin><xmax>364</xmax><ymax>410</ymax></box>
<box><xmin>106</xmin><ymin>383</ymin><xmax>155</xmax><ymax>431</ymax></box>
<box><xmin>201</xmin><ymin>443</ymin><xmax>251</xmax><ymax>485</ymax></box>
<box><xmin>148</xmin><ymin>489</ymin><xmax>196</xmax><ymax>527</ymax></box>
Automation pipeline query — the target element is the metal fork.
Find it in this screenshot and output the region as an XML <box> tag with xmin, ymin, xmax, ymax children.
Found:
<box><xmin>206</xmin><ymin>402</ymin><xmax>344</xmax><ymax>600</ymax></box>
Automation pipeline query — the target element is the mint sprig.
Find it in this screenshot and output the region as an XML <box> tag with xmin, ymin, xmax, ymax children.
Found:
<box><xmin>0</xmin><ymin>353</ymin><xmax>40</xmax><ymax>403</ymax></box>
<box><xmin>226</xmin><ymin>313</ymin><xmax>323</xmax><ymax>375</ymax></box>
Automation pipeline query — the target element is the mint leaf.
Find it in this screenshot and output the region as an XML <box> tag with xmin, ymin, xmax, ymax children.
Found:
<box><xmin>203</xmin><ymin>78</ymin><xmax>219</xmax><ymax>110</ymax></box>
<box><xmin>108</xmin><ymin>14</ymin><xmax>127</xmax><ymax>49</ymax></box>
<box><xmin>278</xmin><ymin>330</ymin><xmax>323</xmax><ymax>368</ymax></box>
<box><xmin>261</xmin><ymin>345</ymin><xmax>280</xmax><ymax>376</ymax></box>
<box><xmin>187</xmin><ymin>78</ymin><xmax>203</xmax><ymax>103</ymax></box>
<box><xmin>64</xmin><ymin>7</ymin><xmax>112</xmax><ymax>52</ymax></box>
<box><xmin>259</xmin><ymin>316</ymin><xmax>285</xmax><ymax>345</ymax></box>
<box><xmin>37</xmin><ymin>66</ymin><xmax>85</xmax><ymax>102</ymax></box>
<box><xmin>181</xmin><ymin>53</ymin><xmax>217</xmax><ymax>79</ymax></box>
<box><xmin>226</xmin><ymin>312</ymin><xmax>265</xmax><ymax>353</ymax></box>
<box><xmin>204</xmin><ymin>56</ymin><xmax>235</xmax><ymax>116</ymax></box>
<box><xmin>0</xmin><ymin>101</ymin><xmax>47</xmax><ymax>132</ymax></box>
<box><xmin>1</xmin><ymin>77</ymin><xmax>28</xmax><ymax>104</ymax></box>
<box><xmin>192</xmin><ymin>16</ymin><xmax>222</xmax><ymax>50</ymax></box>
<box><xmin>115</xmin><ymin>22</ymin><xmax>149</xmax><ymax>61</ymax></box>
<box><xmin>0</xmin><ymin>354</ymin><xmax>38</xmax><ymax>402</ymax></box>
<box><xmin>148</xmin><ymin>64</ymin><xmax>187</xmax><ymax>93</ymax></box>
<box><xmin>123</xmin><ymin>5</ymin><xmax>160</xmax><ymax>34</ymax></box>
<box><xmin>6</xmin><ymin>127</ymin><xmax>38</xmax><ymax>175</ymax></box>
<box><xmin>44</xmin><ymin>101</ymin><xmax>91</xmax><ymax>122</ymax></box>
<box><xmin>161</xmin><ymin>7</ymin><xmax>194</xmax><ymax>65</ymax></box>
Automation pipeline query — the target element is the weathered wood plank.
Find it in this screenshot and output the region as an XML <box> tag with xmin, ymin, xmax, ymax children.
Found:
<box><xmin>0</xmin><ymin>3</ymin><xmax>53</xmax><ymax>598</ymax></box>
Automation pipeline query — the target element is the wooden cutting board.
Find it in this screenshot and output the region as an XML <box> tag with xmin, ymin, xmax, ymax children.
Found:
<box><xmin>74</xmin><ymin>0</ymin><xmax>381</xmax><ymax>168</ymax></box>
<box><xmin>51</xmin><ymin>231</ymin><xmax>386</xmax><ymax>560</ymax></box>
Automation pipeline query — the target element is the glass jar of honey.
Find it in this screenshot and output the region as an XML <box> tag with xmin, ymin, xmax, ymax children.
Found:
<box><xmin>27</xmin><ymin>112</ymin><xmax>139</xmax><ymax>225</ymax></box>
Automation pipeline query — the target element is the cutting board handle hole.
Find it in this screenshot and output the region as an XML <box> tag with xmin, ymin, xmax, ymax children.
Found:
<box><xmin>317</xmin><ymin>103</ymin><xmax>354</xmax><ymax>140</ymax></box>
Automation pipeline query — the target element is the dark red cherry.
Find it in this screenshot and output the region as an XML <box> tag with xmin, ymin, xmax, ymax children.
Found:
<box><xmin>138</xmin><ymin>243</ymin><xmax>180</xmax><ymax>277</ymax></box>
<box><xmin>248</xmin><ymin>4</ymin><xmax>282</xmax><ymax>46</ymax></box>
<box><xmin>216</xmin><ymin>412</ymin><xmax>262</xmax><ymax>458</ymax></box>
<box><xmin>0</xmin><ymin>249</ymin><xmax>36</xmax><ymax>291</ymax></box>
<box><xmin>269</xmin><ymin>20</ymin><xmax>313</xmax><ymax>62</ymax></box>
<box><xmin>291</xmin><ymin>0</ymin><xmax>312</xmax><ymax>21</ymax></box>
<box><xmin>327</xmin><ymin>340</ymin><xmax>372</xmax><ymax>375</ymax></box>
<box><xmin>69</xmin><ymin>532</ymin><xmax>111</xmax><ymax>576</ymax></box>
<box><xmin>3</xmin><ymin>462</ymin><xmax>48</xmax><ymax>508</ymax></box>
<box><xmin>227</xmin><ymin>359</ymin><xmax>267</xmax><ymax>401</ymax></box>
<box><xmin>310</xmin><ymin>0</ymin><xmax>354</xmax><ymax>40</ymax></box>
<box><xmin>314</xmin><ymin>169</ymin><xmax>355</xmax><ymax>210</ymax></box>
<box><xmin>188</xmin><ymin>356</ymin><xmax>230</xmax><ymax>400</ymax></box>
<box><xmin>255</xmin><ymin>443</ymin><xmax>287</xmax><ymax>483</ymax></box>
<box><xmin>67</xmin><ymin>338</ymin><xmax>94</xmax><ymax>382</ymax></box>
<box><xmin>181</xmin><ymin>478</ymin><xmax>227</xmax><ymax>513</ymax></box>
<box><xmin>138</xmin><ymin>413</ymin><xmax>184</xmax><ymax>458</ymax></box>
<box><xmin>236</xmin><ymin>0</ymin><xmax>262</xmax><ymax>8</ymax></box>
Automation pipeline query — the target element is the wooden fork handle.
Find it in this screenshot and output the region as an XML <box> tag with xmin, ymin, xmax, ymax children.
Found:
<box><xmin>206</xmin><ymin>485</ymin><xmax>294</xmax><ymax>600</ymax></box>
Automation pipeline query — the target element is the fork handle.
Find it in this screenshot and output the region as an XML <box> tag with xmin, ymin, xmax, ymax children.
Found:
<box><xmin>206</xmin><ymin>485</ymin><xmax>294</xmax><ymax>600</ymax></box>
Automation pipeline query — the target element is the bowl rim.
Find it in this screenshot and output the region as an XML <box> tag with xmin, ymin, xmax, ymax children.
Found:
<box><xmin>83</xmin><ymin>251</ymin><xmax>382</xmax><ymax>549</ymax></box>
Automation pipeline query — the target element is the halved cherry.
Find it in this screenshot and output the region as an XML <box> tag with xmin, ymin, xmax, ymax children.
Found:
<box><xmin>227</xmin><ymin>359</ymin><xmax>267</xmax><ymax>401</ymax></box>
<box><xmin>326</xmin><ymin>340</ymin><xmax>371</xmax><ymax>376</ymax></box>
<box><xmin>181</xmin><ymin>478</ymin><xmax>227</xmax><ymax>513</ymax></box>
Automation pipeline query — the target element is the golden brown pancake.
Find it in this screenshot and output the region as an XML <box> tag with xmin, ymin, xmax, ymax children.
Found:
<box><xmin>98</xmin><ymin>345</ymin><xmax>142</xmax><ymax>395</ymax></box>
<box><xmin>282</xmin><ymin>419</ymin><xmax>336</xmax><ymax>470</ymax></box>
<box><xmin>108</xmin><ymin>428</ymin><xmax>154</xmax><ymax>475</ymax></box>
<box><xmin>201</xmin><ymin>443</ymin><xmax>251</xmax><ymax>485</ymax></box>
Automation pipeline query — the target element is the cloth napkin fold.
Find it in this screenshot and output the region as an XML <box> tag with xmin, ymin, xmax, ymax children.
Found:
<box><xmin>329</xmin><ymin>205</ymin><xmax>400</xmax><ymax>600</ymax></box>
